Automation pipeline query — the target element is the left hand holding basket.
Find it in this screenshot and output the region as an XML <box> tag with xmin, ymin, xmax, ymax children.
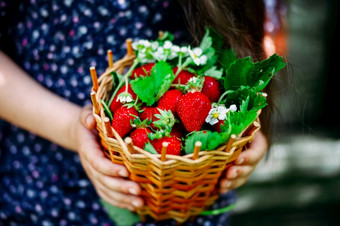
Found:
<box><xmin>75</xmin><ymin>105</ymin><xmax>144</xmax><ymax>211</ymax></box>
<box><xmin>219</xmin><ymin>131</ymin><xmax>268</xmax><ymax>194</ymax></box>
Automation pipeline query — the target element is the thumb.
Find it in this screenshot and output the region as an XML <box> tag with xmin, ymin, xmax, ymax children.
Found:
<box><xmin>79</xmin><ymin>105</ymin><xmax>96</xmax><ymax>130</ymax></box>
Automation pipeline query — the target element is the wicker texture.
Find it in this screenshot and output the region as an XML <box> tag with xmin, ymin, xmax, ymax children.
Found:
<box><xmin>90</xmin><ymin>43</ymin><xmax>261</xmax><ymax>223</ymax></box>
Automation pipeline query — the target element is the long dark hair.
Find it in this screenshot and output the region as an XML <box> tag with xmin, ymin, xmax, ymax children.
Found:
<box><xmin>178</xmin><ymin>0</ymin><xmax>274</xmax><ymax>146</ymax></box>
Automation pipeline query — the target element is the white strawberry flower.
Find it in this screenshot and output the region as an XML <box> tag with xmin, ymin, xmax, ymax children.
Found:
<box><xmin>154</xmin><ymin>47</ymin><xmax>167</xmax><ymax>61</ymax></box>
<box><xmin>188</xmin><ymin>47</ymin><xmax>207</xmax><ymax>66</ymax></box>
<box><xmin>163</xmin><ymin>40</ymin><xmax>173</xmax><ymax>49</ymax></box>
<box><xmin>132</xmin><ymin>39</ymin><xmax>151</xmax><ymax>51</ymax></box>
<box><xmin>116</xmin><ymin>93</ymin><xmax>133</xmax><ymax>104</ymax></box>
<box><xmin>205</xmin><ymin>104</ymin><xmax>238</xmax><ymax>125</ymax></box>
<box><xmin>205</xmin><ymin>105</ymin><xmax>228</xmax><ymax>125</ymax></box>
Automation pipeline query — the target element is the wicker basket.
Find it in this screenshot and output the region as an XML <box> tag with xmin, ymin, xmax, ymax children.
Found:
<box><xmin>90</xmin><ymin>40</ymin><xmax>261</xmax><ymax>223</ymax></box>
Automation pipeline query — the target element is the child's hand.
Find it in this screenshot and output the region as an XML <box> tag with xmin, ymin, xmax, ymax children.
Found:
<box><xmin>219</xmin><ymin>131</ymin><xmax>268</xmax><ymax>194</ymax></box>
<box><xmin>75</xmin><ymin>105</ymin><xmax>144</xmax><ymax>211</ymax></box>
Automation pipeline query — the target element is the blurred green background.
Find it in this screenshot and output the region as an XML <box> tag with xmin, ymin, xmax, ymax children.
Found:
<box><xmin>229</xmin><ymin>0</ymin><xmax>340</xmax><ymax>225</ymax></box>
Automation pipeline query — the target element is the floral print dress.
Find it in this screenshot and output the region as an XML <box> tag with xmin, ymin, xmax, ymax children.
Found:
<box><xmin>0</xmin><ymin>0</ymin><xmax>235</xmax><ymax>225</ymax></box>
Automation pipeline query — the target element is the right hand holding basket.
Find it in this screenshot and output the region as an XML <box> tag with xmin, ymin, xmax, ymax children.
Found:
<box><xmin>219</xmin><ymin>131</ymin><xmax>268</xmax><ymax>194</ymax></box>
<box><xmin>75</xmin><ymin>105</ymin><xmax>144</xmax><ymax>211</ymax></box>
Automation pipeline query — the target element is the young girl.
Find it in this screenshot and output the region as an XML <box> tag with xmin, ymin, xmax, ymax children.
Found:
<box><xmin>0</xmin><ymin>0</ymin><xmax>271</xmax><ymax>225</ymax></box>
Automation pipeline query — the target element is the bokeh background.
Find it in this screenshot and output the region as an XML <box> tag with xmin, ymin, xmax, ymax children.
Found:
<box><xmin>229</xmin><ymin>0</ymin><xmax>340</xmax><ymax>225</ymax></box>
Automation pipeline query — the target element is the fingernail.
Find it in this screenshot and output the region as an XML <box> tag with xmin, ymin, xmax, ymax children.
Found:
<box><xmin>230</xmin><ymin>171</ymin><xmax>238</xmax><ymax>179</ymax></box>
<box><xmin>86</xmin><ymin>115</ymin><xmax>92</xmax><ymax>126</ymax></box>
<box><xmin>129</xmin><ymin>188</ymin><xmax>138</xmax><ymax>195</ymax></box>
<box><xmin>226</xmin><ymin>181</ymin><xmax>232</xmax><ymax>188</ymax></box>
<box><xmin>132</xmin><ymin>200</ymin><xmax>142</xmax><ymax>208</ymax></box>
<box><xmin>236</xmin><ymin>158</ymin><xmax>244</xmax><ymax>165</ymax></box>
<box><xmin>119</xmin><ymin>170</ymin><xmax>128</xmax><ymax>177</ymax></box>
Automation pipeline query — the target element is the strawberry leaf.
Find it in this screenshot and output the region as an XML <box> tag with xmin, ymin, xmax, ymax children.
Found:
<box><xmin>227</xmin><ymin>110</ymin><xmax>258</xmax><ymax>136</ymax></box>
<box><xmin>223</xmin><ymin>87</ymin><xmax>267</xmax><ymax>112</ymax></box>
<box><xmin>200</xmin><ymin>66</ymin><xmax>223</xmax><ymax>80</ymax></box>
<box><xmin>224</xmin><ymin>54</ymin><xmax>286</xmax><ymax>91</ymax></box>
<box><xmin>130</xmin><ymin>61</ymin><xmax>174</xmax><ymax>106</ymax></box>
<box><xmin>218</xmin><ymin>48</ymin><xmax>237</xmax><ymax>70</ymax></box>
<box><xmin>144</xmin><ymin>142</ymin><xmax>158</xmax><ymax>154</ymax></box>
<box><xmin>184</xmin><ymin>130</ymin><xmax>231</xmax><ymax>154</ymax></box>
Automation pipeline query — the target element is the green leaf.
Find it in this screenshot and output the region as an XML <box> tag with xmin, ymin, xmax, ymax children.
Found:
<box><xmin>100</xmin><ymin>199</ymin><xmax>141</xmax><ymax>226</ymax></box>
<box><xmin>218</xmin><ymin>49</ymin><xmax>237</xmax><ymax>70</ymax></box>
<box><xmin>224</xmin><ymin>87</ymin><xmax>267</xmax><ymax>112</ymax></box>
<box><xmin>184</xmin><ymin>130</ymin><xmax>231</xmax><ymax>154</ymax></box>
<box><xmin>224</xmin><ymin>54</ymin><xmax>286</xmax><ymax>91</ymax></box>
<box><xmin>229</xmin><ymin>110</ymin><xmax>258</xmax><ymax>136</ymax></box>
<box><xmin>224</xmin><ymin>57</ymin><xmax>254</xmax><ymax>91</ymax></box>
<box><xmin>130</xmin><ymin>61</ymin><xmax>174</xmax><ymax>106</ymax></box>
<box><xmin>200</xmin><ymin>66</ymin><xmax>223</xmax><ymax>80</ymax></box>
<box><xmin>252</xmin><ymin>54</ymin><xmax>286</xmax><ymax>92</ymax></box>
<box><xmin>199</xmin><ymin>28</ymin><xmax>213</xmax><ymax>51</ymax></box>
<box><xmin>144</xmin><ymin>142</ymin><xmax>158</xmax><ymax>154</ymax></box>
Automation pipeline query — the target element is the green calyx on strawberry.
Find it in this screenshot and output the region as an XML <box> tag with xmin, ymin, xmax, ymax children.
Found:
<box><xmin>148</xmin><ymin>109</ymin><xmax>177</xmax><ymax>140</ymax></box>
<box><xmin>111</xmin><ymin>106</ymin><xmax>138</xmax><ymax>138</ymax></box>
<box><xmin>176</xmin><ymin>91</ymin><xmax>212</xmax><ymax>132</ymax></box>
<box><xmin>150</xmin><ymin>136</ymin><xmax>182</xmax><ymax>156</ymax></box>
<box><xmin>131</xmin><ymin>63</ymin><xmax>155</xmax><ymax>80</ymax></box>
<box><xmin>139</xmin><ymin>107</ymin><xmax>161</xmax><ymax>130</ymax></box>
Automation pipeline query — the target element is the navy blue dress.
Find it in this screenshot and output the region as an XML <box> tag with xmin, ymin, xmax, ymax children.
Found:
<box><xmin>0</xmin><ymin>1</ymin><xmax>235</xmax><ymax>225</ymax></box>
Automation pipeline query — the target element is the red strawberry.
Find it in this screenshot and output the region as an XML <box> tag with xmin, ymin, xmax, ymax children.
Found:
<box><xmin>201</xmin><ymin>76</ymin><xmax>221</xmax><ymax>102</ymax></box>
<box><xmin>213</xmin><ymin>120</ymin><xmax>224</xmax><ymax>133</ymax></box>
<box><xmin>139</xmin><ymin>107</ymin><xmax>160</xmax><ymax>129</ymax></box>
<box><xmin>170</xmin><ymin>123</ymin><xmax>186</xmax><ymax>140</ymax></box>
<box><xmin>176</xmin><ymin>92</ymin><xmax>211</xmax><ymax>132</ymax></box>
<box><xmin>172</xmin><ymin>68</ymin><xmax>194</xmax><ymax>85</ymax></box>
<box><xmin>151</xmin><ymin>136</ymin><xmax>181</xmax><ymax>155</ymax></box>
<box><xmin>131</xmin><ymin>63</ymin><xmax>155</xmax><ymax>79</ymax></box>
<box><xmin>157</xmin><ymin>89</ymin><xmax>183</xmax><ymax>115</ymax></box>
<box><xmin>111</xmin><ymin>106</ymin><xmax>138</xmax><ymax>137</ymax></box>
<box><xmin>109</xmin><ymin>84</ymin><xmax>137</xmax><ymax>113</ymax></box>
<box><xmin>130</xmin><ymin>128</ymin><xmax>151</xmax><ymax>149</ymax></box>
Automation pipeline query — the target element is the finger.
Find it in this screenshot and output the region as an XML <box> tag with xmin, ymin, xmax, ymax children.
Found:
<box><xmin>219</xmin><ymin>176</ymin><xmax>250</xmax><ymax>194</ymax></box>
<box><xmin>235</xmin><ymin>131</ymin><xmax>267</xmax><ymax>166</ymax></box>
<box><xmin>225</xmin><ymin>165</ymin><xmax>254</xmax><ymax>180</ymax></box>
<box><xmin>96</xmin><ymin>174</ymin><xmax>141</xmax><ymax>196</ymax></box>
<box><xmin>96</xmin><ymin>188</ymin><xmax>137</xmax><ymax>211</ymax></box>
<box><xmin>79</xmin><ymin>105</ymin><xmax>96</xmax><ymax>130</ymax></box>
<box><xmin>89</xmin><ymin>152</ymin><xmax>129</xmax><ymax>178</ymax></box>
<box><xmin>95</xmin><ymin>182</ymin><xmax>144</xmax><ymax>209</ymax></box>
<box><xmin>79</xmin><ymin>136</ymin><xmax>129</xmax><ymax>178</ymax></box>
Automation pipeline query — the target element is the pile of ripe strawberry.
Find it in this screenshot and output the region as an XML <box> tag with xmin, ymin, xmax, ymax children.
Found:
<box><xmin>109</xmin><ymin>63</ymin><xmax>220</xmax><ymax>156</ymax></box>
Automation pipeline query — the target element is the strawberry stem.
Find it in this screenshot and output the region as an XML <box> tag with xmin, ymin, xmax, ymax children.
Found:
<box><xmin>174</xmin><ymin>57</ymin><xmax>192</xmax><ymax>77</ymax></box>
<box><xmin>108</xmin><ymin>58</ymin><xmax>139</xmax><ymax>106</ymax></box>
<box><xmin>217</xmin><ymin>90</ymin><xmax>234</xmax><ymax>104</ymax></box>
<box><xmin>101</xmin><ymin>100</ymin><xmax>113</xmax><ymax>121</ymax></box>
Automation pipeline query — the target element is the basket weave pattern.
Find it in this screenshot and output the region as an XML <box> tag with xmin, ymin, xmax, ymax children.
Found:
<box><xmin>90</xmin><ymin>46</ymin><xmax>261</xmax><ymax>223</ymax></box>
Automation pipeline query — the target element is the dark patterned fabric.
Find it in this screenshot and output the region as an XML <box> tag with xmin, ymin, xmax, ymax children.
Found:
<box><xmin>0</xmin><ymin>0</ymin><xmax>234</xmax><ymax>225</ymax></box>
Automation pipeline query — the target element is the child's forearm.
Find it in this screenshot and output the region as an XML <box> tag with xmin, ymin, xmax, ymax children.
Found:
<box><xmin>0</xmin><ymin>51</ymin><xmax>81</xmax><ymax>152</ymax></box>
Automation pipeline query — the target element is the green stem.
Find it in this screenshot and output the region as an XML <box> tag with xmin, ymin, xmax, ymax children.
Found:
<box><xmin>217</xmin><ymin>90</ymin><xmax>233</xmax><ymax>104</ymax></box>
<box><xmin>108</xmin><ymin>59</ymin><xmax>139</xmax><ymax>106</ymax></box>
<box><xmin>101</xmin><ymin>100</ymin><xmax>113</xmax><ymax>121</ymax></box>
<box><xmin>200</xmin><ymin>203</ymin><xmax>236</xmax><ymax>216</ymax></box>
<box><xmin>175</xmin><ymin>57</ymin><xmax>192</xmax><ymax>77</ymax></box>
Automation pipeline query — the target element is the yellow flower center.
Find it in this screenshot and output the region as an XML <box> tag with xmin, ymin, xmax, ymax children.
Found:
<box><xmin>212</xmin><ymin>112</ymin><xmax>219</xmax><ymax>118</ymax></box>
